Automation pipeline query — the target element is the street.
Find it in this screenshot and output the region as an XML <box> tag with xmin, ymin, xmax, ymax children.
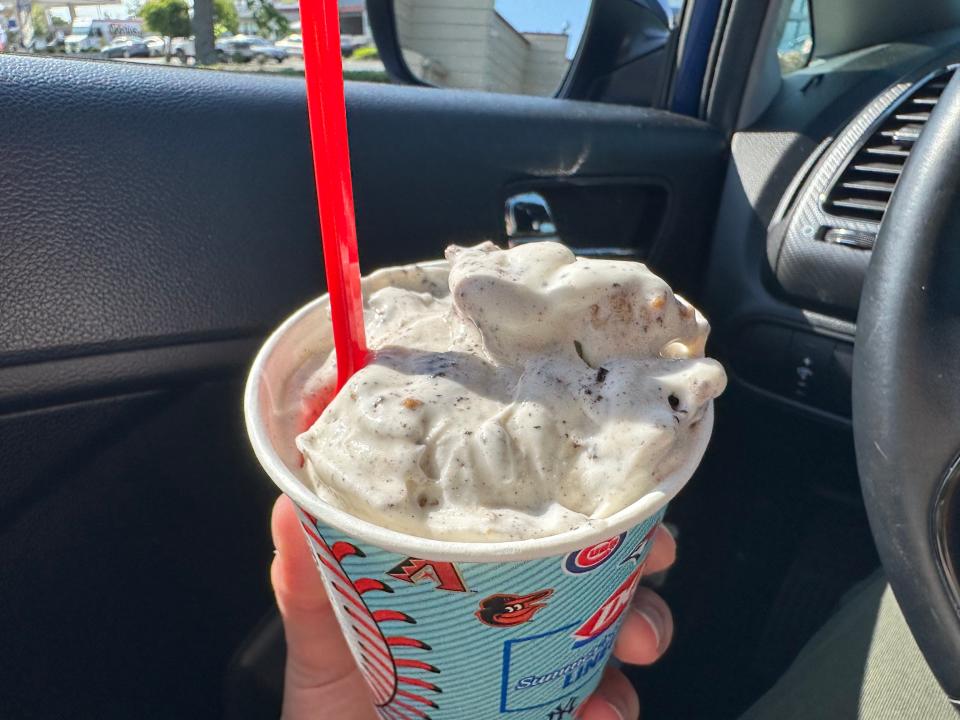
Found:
<box><xmin>114</xmin><ymin>54</ymin><xmax>385</xmax><ymax>75</ymax></box>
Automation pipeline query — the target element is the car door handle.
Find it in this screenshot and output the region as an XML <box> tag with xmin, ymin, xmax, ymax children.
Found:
<box><xmin>505</xmin><ymin>192</ymin><xmax>558</xmax><ymax>243</ymax></box>
<box><xmin>504</xmin><ymin>191</ymin><xmax>638</xmax><ymax>258</ymax></box>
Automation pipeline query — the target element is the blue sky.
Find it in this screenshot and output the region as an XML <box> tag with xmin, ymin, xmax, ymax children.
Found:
<box><xmin>495</xmin><ymin>0</ymin><xmax>591</xmax><ymax>58</ymax></box>
<box><xmin>57</xmin><ymin>0</ymin><xmax>685</xmax><ymax>38</ymax></box>
<box><xmin>58</xmin><ymin>1</ymin><xmax>593</xmax><ymax>38</ymax></box>
<box><xmin>50</xmin><ymin>4</ymin><xmax>129</xmax><ymax>21</ymax></box>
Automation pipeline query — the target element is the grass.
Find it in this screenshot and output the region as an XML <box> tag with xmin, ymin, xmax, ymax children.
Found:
<box><xmin>200</xmin><ymin>63</ymin><xmax>391</xmax><ymax>83</ymax></box>
<box><xmin>344</xmin><ymin>69</ymin><xmax>390</xmax><ymax>83</ymax></box>
<box><xmin>350</xmin><ymin>46</ymin><xmax>379</xmax><ymax>61</ymax></box>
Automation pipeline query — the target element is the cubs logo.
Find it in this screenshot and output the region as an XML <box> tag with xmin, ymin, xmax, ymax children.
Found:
<box><xmin>475</xmin><ymin>589</ymin><xmax>553</xmax><ymax>627</ymax></box>
<box><xmin>563</xmin><ymin>532</ymin><xmax>626</xmax><ymax>575</ymax></box>
<box><xmin>571</xmin><ymin>564</ymin><xmax>644</xmax><ymax>647</ymax></box>
<box><xmin>619</xmin><ymin>523</ymin><xmax>660</xmax><ymax>566</ymax></box>
<box><xmin>386</xmin><ymin>557</ymin><xmax>469</xmax><ymax>592</ymax></box>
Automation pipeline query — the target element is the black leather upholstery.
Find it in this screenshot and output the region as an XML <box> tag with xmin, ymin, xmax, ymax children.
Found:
<box><xmin>0</xmin><ymin>55</ymin><xmax>323</xmax><ymax>367</ymax></box>
<box><xmin>853</xmin><ymin>70</ymin><xmax>960</xmax><ymax>701</ymax></box>
<box><xmin>0</xmin><ymin>54</ymin><xmax>725</xmax><ymax>414</ymax></box>
<box><xmin>0</xmin><ymin>53</ymin><xmax>728</xmax><ymax>718</ymax></box>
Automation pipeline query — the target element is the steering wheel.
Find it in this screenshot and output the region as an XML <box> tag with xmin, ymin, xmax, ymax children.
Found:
<box><xmin>854</xmin><ymin>71</ymin><xmax>960</xmax><ymax>704</ymax></box>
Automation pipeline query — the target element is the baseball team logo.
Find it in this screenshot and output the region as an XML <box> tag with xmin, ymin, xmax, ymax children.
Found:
<box><xmin>475</xmin><ymin>589</ymin><xmax>554</xmax><ymax>627</ymax></box>
<box><xmin>293</xmin><ymin>502</ymin><xmax>666</xmax><ymax>718</ymax></box>
<box><xmin>619</xmin><ymin>523</ymin><xmax>659</xmax><ymax>566</ymax></box>
<box><xmin>571</xmin><ymin>564</ymin><xmax>644</xmax><ymax>648</ymax></box>
<box><xmin>387</xmin><ymin>557</ymin><xmax>470</xmax><ymax>592</ymax></box>
<box><xmin>563</xmin><ymin>532</ymin><xmax>626</xmax><ymax>575</ymax></box>
<box><xmin>296</xmin><ymin>509</ymin><xmax>443</xmax><ymax>720</ymax></box>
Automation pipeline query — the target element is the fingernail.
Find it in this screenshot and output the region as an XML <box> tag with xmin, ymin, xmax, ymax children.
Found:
<box><xmin>632</xmin><ymin>589</ymin><xmax>670</xmax><ymax>653</ymax></box>
<box><xmin>597</xmin><ymin>691</ymin><xmax>628</xmax><ymax>720</ymax></box>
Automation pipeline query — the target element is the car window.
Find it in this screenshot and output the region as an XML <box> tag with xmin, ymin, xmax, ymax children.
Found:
<box><xmin>0</xmin><ymin>0</ymin><xmax>389</xmax><ymax>84</ymax></box>
<box><xmin>0</xmin><ymin>0</ymin><xmax>683</xmax><ymax>92</ymax></box>
<box><xmin>776</xmin><ymin>0</ymin><xmax>813</xmax><ymax>75</ymax></box>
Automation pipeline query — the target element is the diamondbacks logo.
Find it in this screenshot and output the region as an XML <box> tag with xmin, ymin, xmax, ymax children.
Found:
<box><xmin>475</xmin><ymin>589</ymin><xmax>553</xmax><ymax>627</ymax></box>
<box><xmin>386</xmin><ymin>558</ymin><xmax>469</xmax><ymax>592</ymax></box>
<box><xmin>563</xmin><ymin>532</ymin><xmax>626</xmax><ymax>575</ymax></box>
<box><xmin>571</xmin><ymin>564</ymin><xmax>644</xmax><ymax>647</ymax></box>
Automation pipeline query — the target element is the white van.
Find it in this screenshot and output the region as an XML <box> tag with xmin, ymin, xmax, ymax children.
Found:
<box><xmin>65</xmin><ymin>19</ymin><xmax>143</xmax><ymax>54</ymax></box>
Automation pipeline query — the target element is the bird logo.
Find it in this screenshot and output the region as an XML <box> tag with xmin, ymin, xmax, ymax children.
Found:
<box><xmin>475</xmin><ymin>588</ymin><xmax>554</xmax><ymax>627</ymax></box>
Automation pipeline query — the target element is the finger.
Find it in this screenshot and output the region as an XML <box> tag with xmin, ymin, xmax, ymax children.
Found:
<box><xmin>577</xmin><ymin>666</ymin><xmax>640</xmax><ymax>720</ymax></box>
<box><xmin>613</xmin><ymin>587</ymin><xmax>674</xmax><ymax>665</ymax></box>
<box><xmin>642</xmin><ymin>526</ymin><xmax>676</xmax><ymax>575</ymax></box>
<box><xmin>271</xmin><ymin>496</ymin><xmax>376</xmax><ymax>718</ymax></box>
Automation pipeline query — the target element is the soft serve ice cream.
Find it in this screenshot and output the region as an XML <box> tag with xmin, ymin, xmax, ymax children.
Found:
<box><xmin>295</xmin><ymin>242</ymin><xmax>726</xmax><ymax>542</ymax></box>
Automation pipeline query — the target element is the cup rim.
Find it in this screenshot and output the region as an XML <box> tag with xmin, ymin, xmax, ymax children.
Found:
<box><xmin>244</xmin><ymin>292</ymin><xmax>713</xmax><ymax>563</ymax></box>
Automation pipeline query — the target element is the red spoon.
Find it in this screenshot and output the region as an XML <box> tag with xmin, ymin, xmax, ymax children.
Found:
<box><xmin>300</xmin><ymin>0</ymin><xmax>368</xmax><ymax>391</ymax></box>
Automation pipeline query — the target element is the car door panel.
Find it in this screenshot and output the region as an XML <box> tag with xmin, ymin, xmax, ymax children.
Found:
<box><xmin>2</xmin><ymin>57</ymin><xmax>726</xmax><ymax>378</ymax></box>
<box><xmin>0</xmin><ymin>54</ymin><xmax>726</xmax><ymax>717</ymax></box>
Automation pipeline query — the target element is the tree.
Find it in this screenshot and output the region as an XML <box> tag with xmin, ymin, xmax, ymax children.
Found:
<box><xmin>141</xmin><ymin>0</ymin><xmax>190</xmax><ymax>42</ymax></box>
<box><xmin>30</xmin><ymin>5</ymin><xmax>48</xmax><ymax>39</ymax></box>
<box><xmin>245</xmin><ymin>0</ymin><xmax>288</xmax><ymax>39</ymax></box>
<box><xmin>212</xmin><ymin>0</ymin><xmax>238</xmax><ymax>37</ymax></box>
<box><xmin>192</xmin><ymin>0</ymin><xmax>216</xmax><ymax>64</ymax></box>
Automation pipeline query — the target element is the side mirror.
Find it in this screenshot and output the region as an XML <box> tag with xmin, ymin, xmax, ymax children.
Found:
<box><xmin>366</xmin><ymin>0</ymin><xmax>675</xmax><ymax>104</ymax></box>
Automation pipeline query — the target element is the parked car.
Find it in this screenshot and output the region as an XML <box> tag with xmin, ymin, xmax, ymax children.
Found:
<box><xmin>49</xmin><ymin>31</ymin><xmax>65</xmax><ymax>53</ymax></box>
<box><xmin>100</xmin><ymin>36</ymin><xmax>149</xmax><ymax>59</ymax></box>
<box><xmin>340</xmin><ymin>34</ymin><xmax>369</xmax><ymax>57</ymax></box>
<box><xmin>171</xmin><ymin>36</ymin><xmax>254</xmax><ymax>63</ymax></box>
<box><xmin>246</xmin><ymin>37</ymin><xmax>287</xmax><ymax>63</ymax></box>
<box><xmin>25</xmin><ymin>36</ymin><xmax>48</xmax><ymax>53</ymax></box>
<box><xmin>171</xmin><ymin>35</ymin><xmax>193</xmax><ymax>63</ymax></box>
<box><xmin>215</xmin><ymin>37</ymin><xmax>254</xmax><ymax>63</ymax></box>
<box><xmin>275</xmin><ymin>33</ymin><xmax>302</xmax><ymax>57</ymax></box>
<box><xmin>143</xmin><ymin>35</ymin><xmax>166</xmax><ymax>57</ymax></box>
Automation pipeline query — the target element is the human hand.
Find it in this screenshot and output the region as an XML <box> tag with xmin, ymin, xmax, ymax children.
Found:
<box><xmin>271</xmin><ymin>495</ymin><xmax>676</xmax><ymax>720</ymax></box>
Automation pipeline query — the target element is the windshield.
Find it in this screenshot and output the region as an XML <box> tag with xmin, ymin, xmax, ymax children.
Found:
<box><xmin>776</xmin><ymin>0</ymin><xmax>813</xmax><ymax>74</ymax></box>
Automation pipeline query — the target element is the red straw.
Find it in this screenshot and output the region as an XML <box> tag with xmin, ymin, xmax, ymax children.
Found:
<box><xmin>300</xmin><ymin>0</ymin><xmax>368</xmax><ymax>390</ymax></box>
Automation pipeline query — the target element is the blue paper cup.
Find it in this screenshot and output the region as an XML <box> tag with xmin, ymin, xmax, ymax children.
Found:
<box><xmin>245</xmin><ymin>277</ymin><xmax>714</xmax><ymax>720</ymax></box>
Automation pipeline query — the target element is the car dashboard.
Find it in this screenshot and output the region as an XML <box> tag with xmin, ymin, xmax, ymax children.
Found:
<box><xmin>705</xmin><ymin>27</ymin><xmax>960</xmax><ymax>426</ymax></box>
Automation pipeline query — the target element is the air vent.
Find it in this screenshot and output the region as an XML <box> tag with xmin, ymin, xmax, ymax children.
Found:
<box><xmin>823</xmin><ymin>67</ymin><xmax>956</xmax><ymax>223</ymax></box>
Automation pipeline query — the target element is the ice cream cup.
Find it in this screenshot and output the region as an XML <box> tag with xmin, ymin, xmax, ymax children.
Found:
<box><xmin>244</xmin><ymin>273</ymin><xmax>715</xmax><ymax>720</ymax></box>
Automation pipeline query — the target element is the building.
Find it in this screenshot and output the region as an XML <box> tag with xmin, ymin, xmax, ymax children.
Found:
<box><xmin>236</xmin><ymin>0</ymin><xmax>367</xmax><ymax>39</ymax></box>
<box><xmin>338</xmin><ymin>1</ymin><xmax>365</xmax><ymax>35</ymax></box>
<box><xmin>394</xmin><ymin>0</ymin><xmax>570</xmax><ymax>95</ymax></box>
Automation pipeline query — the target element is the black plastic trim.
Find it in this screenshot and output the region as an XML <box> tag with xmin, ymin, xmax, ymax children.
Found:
<box><xmin>0</xmin><ymin>339</ymin><xmax>259</xmax><ymax>416</ymax></box>
<box><xmin>772</xmin><ymin>57</ymin><xmax>960</xmax><ymax>319</ymax></box>
<box><xmin>366</xmin><ymin>0</ymin><xmax>426</xmax><ymax>87</ymax></box>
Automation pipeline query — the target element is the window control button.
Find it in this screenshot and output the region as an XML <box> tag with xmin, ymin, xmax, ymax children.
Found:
<box><xmin>785</xmin><ymin>332</ymin><xmax>836</xmax><ymax>407</ymax></box>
